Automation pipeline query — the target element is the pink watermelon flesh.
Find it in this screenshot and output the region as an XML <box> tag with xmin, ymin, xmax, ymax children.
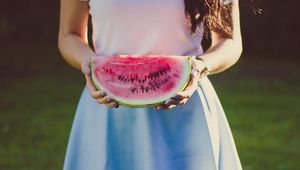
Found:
<box><xmin>91</xmin><ymin>55</ymin><xmax>191</xmax><ymax>107</ymax></box>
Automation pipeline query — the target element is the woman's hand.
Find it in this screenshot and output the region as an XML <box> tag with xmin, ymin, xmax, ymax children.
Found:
<box><xmin>81</xmin><ymin>57</ymin><xmax>119</xmax><ymax>108</ymax></box>
<box><xmin>154</xmin><ymin>57</ymin><xmax>206</xmax><ymax>110</ymax></box>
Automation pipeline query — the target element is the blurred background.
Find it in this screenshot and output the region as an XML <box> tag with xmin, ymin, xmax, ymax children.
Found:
<box><xmin>0</xmin><ymin>0</ymin><xmax>299</xmax><ymax>169</ymax></box>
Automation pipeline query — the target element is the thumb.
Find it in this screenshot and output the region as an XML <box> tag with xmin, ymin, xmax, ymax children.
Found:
<box><xmin>81</xmin><ymin>60</ymin><xmax>91</xmax><ymax>75</ymax></box>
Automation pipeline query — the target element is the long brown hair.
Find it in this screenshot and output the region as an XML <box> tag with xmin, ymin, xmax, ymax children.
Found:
<box><xmin>184</xmin><ymin>0</ymin><xmax>233</xmax><ymax>38</ymax></box>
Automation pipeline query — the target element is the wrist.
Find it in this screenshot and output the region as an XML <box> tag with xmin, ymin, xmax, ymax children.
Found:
<box><xmin>194</xmin><ymin>55</ymin><xmax>212</xmax><ymax>77</ymax></box>
<box><xmin>81</xmin><ymin>56</ymin><xmax>96</xmax><ymax>75</ymax></box>
<box><xmin>83</xmin><ymin>54</ymin><xmax>97</xmax><ymax>63</ymax></box>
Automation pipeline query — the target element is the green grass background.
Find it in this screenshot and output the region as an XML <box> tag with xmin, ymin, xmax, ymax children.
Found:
<box><xmin>0</xmin><ymin>44</ymin><xmax>299</xmax><ymax>170</ymax></box>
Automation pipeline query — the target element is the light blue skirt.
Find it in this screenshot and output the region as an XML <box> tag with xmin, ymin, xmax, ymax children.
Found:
<box><xmin>63</xmin><ymin>77</ymin><xmax>242</xmax><ymax>170</ymax></box>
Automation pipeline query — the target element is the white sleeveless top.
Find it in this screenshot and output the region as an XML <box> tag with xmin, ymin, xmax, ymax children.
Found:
<box><xmin>88</xmin><ymin>0</ymin><xmax>204</xmax><ymax>57</ymax></box>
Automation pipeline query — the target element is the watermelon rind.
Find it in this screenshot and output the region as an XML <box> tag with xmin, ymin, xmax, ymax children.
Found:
<box><xmin>90</xmin><ymin>55</ymin><xmax>192</xmax><ymax>108</ymax></box>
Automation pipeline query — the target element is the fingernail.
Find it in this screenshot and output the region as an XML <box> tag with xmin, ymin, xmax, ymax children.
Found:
<box><xmin>107</xmin><ymin>98</ymin><xmax>113</xmax><ymax>102</ymax></box>
<box><xmin>111</xmin><ymin>102</ymin><xmax>118</xmax><ymax>107</ymax></box>
<box><xmin>84</xmin><ymin>67</ymin><xmax>90</xmax><ymax>75</ymax></box>
<box><xmin>166</xmin><ymin>100</ymin><xmax>174</xmax><ymax>105</ymax></box>
<box><xmin>100</xmin><ymin>91</ymin><xmax>106</xmax><ymax>96</ymax></box>
<box><xmin>174</xmin><ymin>95</ymin><xmax>182</xmax><ymax>99</ymax></box>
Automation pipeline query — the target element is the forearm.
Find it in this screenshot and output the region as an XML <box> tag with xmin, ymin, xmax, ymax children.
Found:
<box><xmin>196</xmin><ymin>0</ymin><xmax>242</xmax><ymax>75</ymax></box>
<box><xmin>58</xmin><ymin>33</ymin><xmax>97</xmax><ymax>70</ymax></box>
<box><xmin>199</xmin><ymin>38</ymin><xmax>243</xmax><ymax>75</ymax></box>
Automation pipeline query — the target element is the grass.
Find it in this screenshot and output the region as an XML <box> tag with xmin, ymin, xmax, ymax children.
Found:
<box><xmin>0</xmin><ymin>44</ymin><xmax>299</xmax><ymax>170</ymax></box>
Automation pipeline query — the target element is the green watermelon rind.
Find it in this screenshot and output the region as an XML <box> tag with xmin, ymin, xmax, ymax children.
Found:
<box><xmin>90</xmin><ymin>55</ymin><xmax>192</xmax><ymax>108</ymax></box>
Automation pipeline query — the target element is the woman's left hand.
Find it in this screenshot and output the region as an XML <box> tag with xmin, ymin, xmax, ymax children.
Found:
<box><xmin>154</xmin><ymin>56</ymin><xmax>207</xmax><ymax>110</ymax></box>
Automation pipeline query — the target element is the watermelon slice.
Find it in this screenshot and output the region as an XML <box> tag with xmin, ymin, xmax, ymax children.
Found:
<box><xmin>90</xmin><ymin>55</ymin><xmax>192</xmax><ymax>107</ymax></box>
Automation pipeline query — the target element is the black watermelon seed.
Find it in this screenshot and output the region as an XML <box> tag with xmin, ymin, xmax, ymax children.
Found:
<box><xmin>159</xmin><ymin>69</ymin><xmax>164</xmax><ymax>75</ymax></box>
<box><xmin>153</xmin><ymin>73</ymin><xmax>157</xmax><ymax>79</ymax></box>
<box><xmin>145</xmin><ymin>87</ymin><xmax>150</xmax><ymax>93</ymax></box>
<box><xmin>149</xmin><ymin>86</ymin><xmax>154</xmax><ymax>91</ymax></box>
<box><xmin>131</xmin><ymin>87</ymin><xmax>138</xmax><ymax>93</ymax></box>
<box><xmin>157</xmin><ymin>71</ymin><xmax>160</xmax><ymax>76</ymax></box>
<box><xmin>141</xmin><ymin>85</ymin><xmax>145</xmax><ymax>93</ymax></box>
<box><xmin>153</xmin><ymin>86</ymin><xmax>157</xmax><ymax>90</ymax></box>
<box><xmin>148</xmin><ymin>82</ymin><xmax>156</xmax><ymax>91</ymax></box>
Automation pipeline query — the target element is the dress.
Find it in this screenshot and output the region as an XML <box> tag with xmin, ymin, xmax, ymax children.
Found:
<box><xmin>63</xmin><ymin>0</ymin><xmax>242</xmax><ymax>169</ymax></box>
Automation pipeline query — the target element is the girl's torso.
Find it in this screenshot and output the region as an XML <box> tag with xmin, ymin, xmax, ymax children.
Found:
<box><xmin>88</xmin><ymin>0</ymin><xmax>204</xmax><ymax>56</ymax></box>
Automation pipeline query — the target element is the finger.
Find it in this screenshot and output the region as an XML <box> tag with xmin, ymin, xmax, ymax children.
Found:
<box><xmin>165</xmin><ymin>98</ymin><xmax>182</xmax><ymax>106</ymax></box>
<box><xmin>179</xmin><ymin>98</ymin><xmax>189</xmax><ymax>105</ymax></box>
<box><xmin>169</xmin><ymin>96</ymin><xmax>189</xmax><ymax>106</ymax></box>
<box><xmin>169</xmin><ymin>105</ymin><xmax>176</xmax><ymax>109</ymax></box>
<box><xmin>155</xmin><ymin>104</ymin><xmax>163</xmax><ymax>110</ymax></box>
<box><xmin>191</xmin><ymin>57</ymin><xmax>203</xmax><ymax>75</ymax></box>
<box><xmin>164</xmin><ymin>99</ymin><xmax>176</xmax><ymax>105</ymax></box>
<box><xmin>81</xmin><ymin>61</ymin><xmax>91</xmax><ymax>75</ymax></box>
<box><xmin>105</xmin><ymin>103</ymin><xmax>114</xmax><ymax>108</ymax></box>
<box><xmin>113</xmin><ymin>102</ymin><xmax>120</xmax><ymax>108</ymax></box>
<box><xmin>108</xmin><ymin>101</ymin><xmax>119</xmax><ymax>108</ymax></box>
<box><xmin>175</xmin><ymin>73</ymin><xmax>198</xmax><ymax>98</ymax></box>
<box><xmin>161</xmin><ymin>104</ymin><xmax>176</xmax><ymax>110</ymax></box>
<box><xmin>97</xmin><ymin>96</ymin><xmax>113</xmax><ymax>104</ymax></box>
<box><xmin>85</xmin><ymin>74</ymin><xmax>97</xmax><ymax>91</ymax></box>
<box><xmin>191</xmin><ymin>58</ymin><xmax>199</xmax><ymax>71</ymax></box>
<box><xmin>157</xmin><ymin>104</ymin><xmax>166</xmax><ymax>110</ymax></box>
<box><xmin>191</xmin><ymin>69</ymin><xmax>201</xmax><ymax>79</ymax></box>
<box><xmin>171</xmin><ymin>77</ymin><xmax>196</xmax><ymax>100</ymax></box>
<box><xmin>171</xmin><ymin>94</ymin><xmax>186</xmax><ymax>101</ymax></box>
<box><xmin>98</xmin><ymin>99</ymin><xmax>119</xmax><ymax>108</ymax></box>
<box><xmin>85</xmin><ymin>74</ymin><xmax>107</xmax><ymax>98</ymax></box>
<box><xmin>89</xmin><ymin>88</ymin><xmax>107</xmax><ymax>99</ymax></box>
<box><xmin>188</xmin><ymin>71</ymin><xmax>199</xmax><ymax>88</ymax></box>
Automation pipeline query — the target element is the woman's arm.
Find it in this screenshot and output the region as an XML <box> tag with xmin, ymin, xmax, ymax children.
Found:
<box><xmin>58</xmin><ymin>0</ymin><xmax>118</xmax><ymax>108</ymax></box>
<box><xmin>156</xmin><ymin>0</ymin><xmax>242</xmax><ymax>110</ymax></box>
<box><xmin>58</xmin><ymin>0</ymin><xmax>97</xmax><ymax>70</ymax></box>
<box><xmin>197</xmin><ymin>0</ymin><xmax>243</xmax><ymax>74</ymax></box>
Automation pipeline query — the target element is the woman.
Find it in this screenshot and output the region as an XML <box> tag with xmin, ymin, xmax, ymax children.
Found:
<box><xmin>58</xmin><ymin>0</ymin><xmax>243</xmax><ymax>169</ymax></box>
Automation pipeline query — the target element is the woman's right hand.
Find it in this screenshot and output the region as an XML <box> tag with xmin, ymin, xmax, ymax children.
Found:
<box><xmin>81</xmin><ymin>57</ymin><xmax>119</xmax><ymax>108</ymax></box>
